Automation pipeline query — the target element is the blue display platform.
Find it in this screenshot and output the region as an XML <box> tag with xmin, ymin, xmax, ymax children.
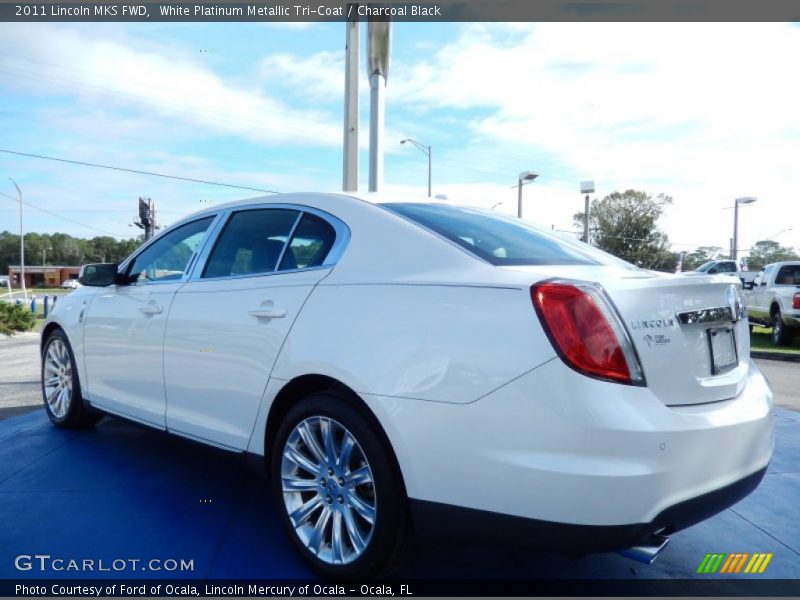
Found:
<box><xmin>1</xmin><ymin>408</ymin><xmax>798</xmax><ymax>582</ymax></box>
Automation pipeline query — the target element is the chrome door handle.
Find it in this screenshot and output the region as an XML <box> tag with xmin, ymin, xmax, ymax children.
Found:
<box><xmin>139</xmin><ymin>304</ymin><xmax>163</xmax><ymax>315</ymax></box>
<box><xmin>249</xmin><ymin>307</ymin><xmax>287</xmax><ymax>319</ymax></box>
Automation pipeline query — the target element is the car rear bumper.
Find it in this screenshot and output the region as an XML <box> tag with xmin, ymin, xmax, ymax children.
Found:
<box><xmin>410</xmin><ymin>465</ymin><xmax>767</xmax><ymax>553</ymax></box>
<box><xmin>367</xmin><ymin>358</ymin><xmax>773</xmax><ymax>531</ymax></box>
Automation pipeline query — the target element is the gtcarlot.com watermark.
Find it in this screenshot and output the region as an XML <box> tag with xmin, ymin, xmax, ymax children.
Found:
<box><xmin>15</xmin><ymin>554</ymin><xmax>194</xmax><ymax>573</ymax></box>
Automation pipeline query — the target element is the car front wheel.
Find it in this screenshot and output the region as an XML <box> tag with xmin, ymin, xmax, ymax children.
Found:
<box><xmin>271</xmin><ymin>393</ymin><xmax>408</xmax><ymax>578</ymax></box>
<box><xmin>41</xmin><ymin>330</ymin><xmax>102</xmax><ymax>428</ymax></box>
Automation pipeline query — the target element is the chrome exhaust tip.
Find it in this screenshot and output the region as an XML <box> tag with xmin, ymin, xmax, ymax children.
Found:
<box><xmin>619</xmin><ymin>534</ymin><xmax>670</xmax><ymax>565</ymax></box>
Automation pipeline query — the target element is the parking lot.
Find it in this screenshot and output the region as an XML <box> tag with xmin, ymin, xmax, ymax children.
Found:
<box><xmin>1</xmin><ymin>332</ymin><xmax>798</xmax><ymax>587</ymax></box>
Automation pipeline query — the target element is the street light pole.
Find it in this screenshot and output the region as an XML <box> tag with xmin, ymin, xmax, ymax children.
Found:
<box><xmin>9</xmin><ymin>177</ymin><xmax>26</xmax><ymax>300</ymax></box>
<box><xmin>517</xmin><ymin>171</ymin><xmax>538</xmax><ymax>219</ymax></box>
<box><xmin>427</xmin><ymin>146</ymin><xmax>431</xmax><ymax>198</ymax></box>
<box><xmin>580</xmin><ymin>180</ymin><xmax>595</xmax><ymax>243</ymax></box>
<box><xmin>732</xmin><ymin>196</ymin><xmax>757</xmax><ymax>262</ymax></box>
<box><xmin>400</xmin><ymin>139</ymin><xmax>432</xmax><ymax>197</ymax></box>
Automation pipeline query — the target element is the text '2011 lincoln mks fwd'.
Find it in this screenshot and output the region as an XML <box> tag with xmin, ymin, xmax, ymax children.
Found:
<box><xmin>41</xmin><ymin>193</ymin><xmax>773</xmax><ymax>577</ymax></box>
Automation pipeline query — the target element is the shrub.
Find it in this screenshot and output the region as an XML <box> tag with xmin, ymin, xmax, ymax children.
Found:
<box><xmin>0</xmin><ymin>302</ymin><xmax>37</xmax><ymax>335</ymax></box>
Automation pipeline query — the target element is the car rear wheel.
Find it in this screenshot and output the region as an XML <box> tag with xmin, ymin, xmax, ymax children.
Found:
<box><xmin>771</xmin><ymin>310</ymin><xmax>795</xmax><ymax>346</ymax></box>
<box><xmin>41</xmin><ymin>330</ymin><xmax>103</xmax><ymax>428</ymax></box>
<box><xmin>271</xmin><ymin>393</ymin><xmax>408</xmax><ymax>578</ymax></box>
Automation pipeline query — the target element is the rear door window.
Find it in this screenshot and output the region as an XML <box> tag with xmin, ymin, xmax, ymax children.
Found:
<box><xmin>776</xmin><ymin>265</ymin><xmax>800</xmax><ymax>285</ymax></box>
<box><xmin>278</xmin><ymin>213</ymin><xmax>337</xmax><ymax>271</ymax></box>
<box><xmin>202</xmin><ymin>209</ymin><xmax>299</xmax><ymax>278</ymax></box>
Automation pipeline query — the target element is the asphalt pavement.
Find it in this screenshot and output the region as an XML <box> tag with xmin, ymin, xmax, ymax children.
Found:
<box><xmin>0</xmin><ymin>332</ymin><xmax>40</xmax><ymax>419</ymax></box>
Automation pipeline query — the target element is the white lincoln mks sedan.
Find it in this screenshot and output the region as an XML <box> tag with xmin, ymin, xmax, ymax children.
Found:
<box><xmin>41</xmin><ymin>193</ymin><xmax>773</xmax><ymax>577</ymax></box>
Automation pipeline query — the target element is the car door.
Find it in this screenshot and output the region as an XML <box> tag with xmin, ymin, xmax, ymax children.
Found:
<box><xmin>163</xmin><ymin>206</ymin><xmax>345</xmax><ymax>450</ymax></box>
<box><xmin>754</xmin><ymin>265</ymin><xmax>775</xmax><ymax>319</ymax></box>
<box><xmin>83</xmin><ymin>216</ymin><xmax>217</xmax><ymax>427</ymax></box>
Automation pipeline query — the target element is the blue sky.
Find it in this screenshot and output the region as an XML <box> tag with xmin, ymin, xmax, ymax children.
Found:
<box><xmin>1</xmin><ymin>21</ymin><xmax>799</xmax><ymax>256</ymax></box>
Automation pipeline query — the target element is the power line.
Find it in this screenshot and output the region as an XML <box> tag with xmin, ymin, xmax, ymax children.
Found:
<box><xmin>0</xmin><ymin>149</ymin><xmax>281</xmax><ymax>194</ymax></box>
<box><xmin>0</xmin><ymin>191</ymin><xmax>130</xmax><ymax>237</ymax></box>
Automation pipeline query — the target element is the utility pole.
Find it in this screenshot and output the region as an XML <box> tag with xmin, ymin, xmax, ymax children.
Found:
<box><xmin>367</xmin><ymin>20</ymin><xmax>391</xmax><ymax>193</ymax></box>
<box><xmin>9</xmin><ymin>178</ymin><xmax>26</xmax><ymax>300</ymax></box>
<box><xmin>342</xmin><ymin>5</ymin><xmax>359</xmax><ymax>192</ymax></box>
<box><xmin>134</xmin><ymin>197</ymin><xmax>157</xmax><ymax>241</ymax></box>
<box><xmin>580</xmin><ymin>181</ymin><xmax>595</xmax><ymax>244</ymax></box>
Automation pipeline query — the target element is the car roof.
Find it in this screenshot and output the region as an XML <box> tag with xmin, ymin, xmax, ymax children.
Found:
<box><xmin>179</xmin><ymin>191</ymin><xmax>446</xmax><ymax>222</ymax></box>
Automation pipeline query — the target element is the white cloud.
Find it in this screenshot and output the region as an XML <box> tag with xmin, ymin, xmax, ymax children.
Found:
<box><xmin>387</xmin><ymin>23</ymin><xmax>800</xmax><ymax>253</ymax></box>
<box><xmin>0</xmin><ymin>23</ymin><xmax>341</xmax><ymax>148</ymax></box>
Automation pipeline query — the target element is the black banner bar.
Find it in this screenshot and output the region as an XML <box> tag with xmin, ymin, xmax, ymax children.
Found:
<box><xmin>3</xmin><ymin>578</ymin><xmax>800</xmax><ymax>597</ymax></box>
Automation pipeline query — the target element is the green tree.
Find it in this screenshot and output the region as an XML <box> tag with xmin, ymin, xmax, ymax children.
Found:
<box><xmin>682</xmin><ymin>246</ymin><xmax>727</xmax><ymax>271</ymax></box>
<box><xmin>0</xmin><ymin>231</ymin><xmax>142</xmax><ymax>276</ymax></box>
<box><xmin>574</xmin><ymin>189</ymin><xmax>673</xmax><ymax>269</ymax></box>
<box><xmin>746</xmin><ymin>240</ymin><xmax>800</xmax><ymax>271</ymax></box>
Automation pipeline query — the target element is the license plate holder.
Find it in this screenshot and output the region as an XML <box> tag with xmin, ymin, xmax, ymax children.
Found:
<box><xmin>707</xmin><ymin>326</ymin><xmax>738</xmax><ymax>375</ymax></box>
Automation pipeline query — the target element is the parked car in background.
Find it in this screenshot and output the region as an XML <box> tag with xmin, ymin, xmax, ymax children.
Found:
<box><xmin>39</xmin><ymin>193</ymin><xmax>773</xmax><ymax>577</ymax></box>
<box><xmin>691</xmin><ymin>260</ymin><xmax>759</xmax><ymax>285</ymax></box>
<box><xmin>60</xmin><ymin>279</ymin><xmax>81</xmax><ymax>289</ymax></box>
<box><xmin>744</xmin><ymin>261</ymin><xmax>800</xmax><ymax>345</ymax></box>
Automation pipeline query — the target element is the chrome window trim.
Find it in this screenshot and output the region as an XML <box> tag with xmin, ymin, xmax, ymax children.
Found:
<box><xmin>275</xmin><ymin>212</ymin><xmax>304</xmax><ymax>271</ymax></box>
<box><xmin>187</xmin><ymin>203</ymin><xmax>350</xmax><ymax>283</ymax></box>
<box><xmin>118</xmin><ymin>213</ymin><xmax>223</xmax><ymax>288</ymax></box>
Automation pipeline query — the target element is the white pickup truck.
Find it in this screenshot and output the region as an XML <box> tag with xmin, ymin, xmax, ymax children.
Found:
<box><xmin>744</xmin><ymin>261</ymin><xmax>800</xmax><ymax>346</ymax></box>
<box><xmin>692</xmin><ymin>259</ymin><xmax>759</xmax><ymax>285</ymax></box>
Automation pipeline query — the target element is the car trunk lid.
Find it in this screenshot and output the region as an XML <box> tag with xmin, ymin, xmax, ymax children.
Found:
<box><xmin>504</xmin><ymin>265</ymin><xmax>749</xmax><ymax>406</ymax></box>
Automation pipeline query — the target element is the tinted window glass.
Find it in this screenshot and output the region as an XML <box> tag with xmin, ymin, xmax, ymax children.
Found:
<box><xmin>203</xmin><ymin>209</ymin><xmax>299</xmax><ymax>278</ymax></box>
<box><xmin>279</xmin><ymin>213</ymin><xmax>336</xmax><ymax>271</ymax></box>
<box><xmin>380</xmin><ymin>203</ymin><xmax>606</xmax><ymax>266</ymax></box>
<box><xmin>718</xmin><ymin>262</ymin><xmax>736</xmax><ymax>273</ymax></box>
<box><xmin>695</xmin><ymin>261</ymin><xmax>714</xmax><ymax>272</ymax></box>
<box><xmin>776</xmin><ymin>265</ymin><xmax>800</xmax><ymax>285</ymax></box>
<box><xmin>127</xmin><ymin>217</ymin><xmax>213</xmax><ymax>283</ymax></box>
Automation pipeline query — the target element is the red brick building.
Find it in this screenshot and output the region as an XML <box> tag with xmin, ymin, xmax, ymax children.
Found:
<box><xmin>7</xmin><ymin>266</ymin><xmax>81</xmax><ymax>288</ymax></box>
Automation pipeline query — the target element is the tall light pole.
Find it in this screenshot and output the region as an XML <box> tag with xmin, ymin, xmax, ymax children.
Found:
<box><xmin>342</xmin><ymin>7</ymin><xmax>359</xmax><ymax>192</ymax></box>
<box><xmin>9</xmin><ymin>177</ymin><xmax>26</xmax><ymax>300</ymax></box>
<box><xmin>517</xmin><ymin>171</ymin><xmax>538</xmax><ymax>218</ymax></box>
<box><xmin>580</xmin><ymin>180</ymin><xmax>595</xmax><ymax>243</ymax></box>
<box><xmin>400</xmin><ymin>139</ymin><xmax>431</xmax><ymax>197</ymax></box>
<box><xmin>367</xmin><ymin>20</ymin><xmax>391</xmax><ymax>193</ymax></box>
<box><xmin>732</xmin><ymin>196</ymin><xmax>757</xmax><ymax>261</ymax></box>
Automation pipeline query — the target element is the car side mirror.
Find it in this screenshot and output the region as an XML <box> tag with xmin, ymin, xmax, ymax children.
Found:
<box><xmin>708</xmin><ymin>267</ymin><xmax>718</xmax><ymax>274</ymax></box>
<box><xmin>743</xmin><ymin>281</ymin><xmax>754</xmax><ymax>290</ymax></box>
<box><xmin>79</xmin><ymin>263</ymin><xmax>120</xmax><ymax>287</ymax></box>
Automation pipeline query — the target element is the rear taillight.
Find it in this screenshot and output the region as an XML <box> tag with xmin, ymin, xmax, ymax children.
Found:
<box><xmin>793</xmin><ymin>293</ymin><xmax>800</xmax><ymax>310</ymax></box>
<box><xmin>531</xmin><ymin>280</ymin><xmax>644</xmax><ymax>385</ymax></box>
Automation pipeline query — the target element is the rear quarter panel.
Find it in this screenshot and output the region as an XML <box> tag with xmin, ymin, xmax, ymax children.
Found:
<box><xmin>271</xmin><ymin>281</ymin><xmax>556</xmax><ymax>404</ymax></box>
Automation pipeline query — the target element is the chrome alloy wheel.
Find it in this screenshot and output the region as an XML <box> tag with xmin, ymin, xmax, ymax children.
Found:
<box><xmin>280</xmin><ymin>416</ymin><xmax>376</xmax><ymax>565</ymax></box>
<box><xmin>43</xmin><ymin>338</ymin><xmax>73</xmax><ymax>419</ymax></box>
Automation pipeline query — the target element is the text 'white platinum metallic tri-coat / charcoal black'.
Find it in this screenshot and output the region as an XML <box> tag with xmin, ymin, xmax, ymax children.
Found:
<box><xmin>41</xmin><ymin>192</ymin><xmax>773</xmax><ymax>577</ymax></box>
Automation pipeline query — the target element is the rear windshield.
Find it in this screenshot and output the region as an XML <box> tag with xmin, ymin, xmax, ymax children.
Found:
<box><xmin>380</xmin><ymin>203</ymin><xmax>625</xmax><ymax>267</ymax></box>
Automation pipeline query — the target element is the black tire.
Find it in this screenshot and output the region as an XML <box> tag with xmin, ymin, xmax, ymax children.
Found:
<box><xmin>270</xmin><ymin>392</ymin><xmax>408</xmax><ymax>578</ymax></box>
<box><xmin>771</xmin><ymin>310</ymin><xmax>795</xmax><ymax>346</ymax></box>
<box><xmin>41</xmin><ymin>329</ymin><xmax>103</xmax><ymax>428</ymax></box>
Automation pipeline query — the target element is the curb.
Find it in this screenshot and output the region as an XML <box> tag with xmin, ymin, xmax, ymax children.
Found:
<box><xmin>751</xmin><ymin>351</ymin><xmax>800</xmax><ymax>362</ymax></box>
